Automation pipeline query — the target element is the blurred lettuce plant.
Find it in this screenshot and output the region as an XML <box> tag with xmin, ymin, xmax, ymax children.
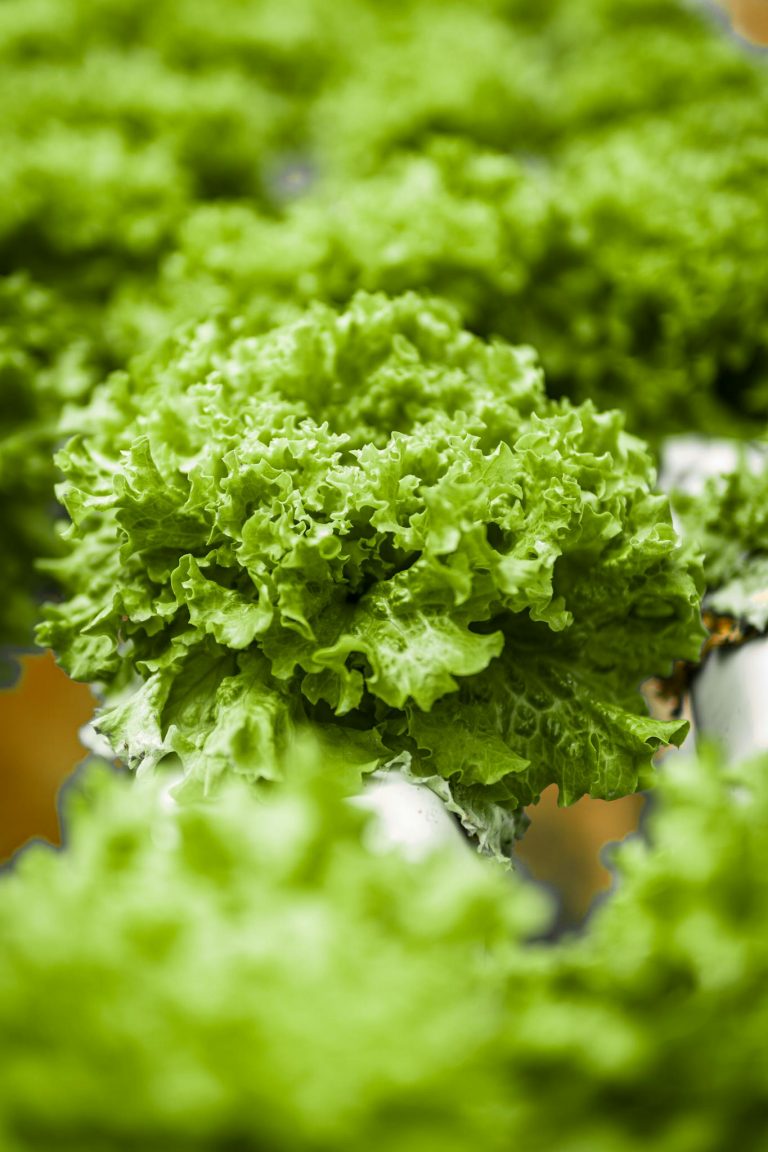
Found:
<box><xmin>504</xmin><ymin>743</ymin><xmax>768</xmax><ymax>1151</ymax></box>
<box><xmin>0</xmin><ymin>748</ymin><xmax>543</xmax><ymax>1152</ymax></box>
<box><xmin>674</xmin><ymin>446</ymin><xmax>768</xmax><ymax>630</ymax></box>
<box><xmin>1</xmin><ymin>741</ymin><xmax>767</xmax><ymax>1150</ymax></box>
<box><xmin>0</xmin><ymin>276</ymin><xmax>100</xmax><ymax>676</ymax></box>
<box><xmin>114</xmin><ymin>111</ymin><xmax>768</xmax><ymax>443</ymax></box>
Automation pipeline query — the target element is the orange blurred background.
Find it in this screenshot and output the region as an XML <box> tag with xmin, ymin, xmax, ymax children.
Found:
<box><xmin>0</xmin><ymin>654</ymin><xmax>94</xmax><ymax>860</ymax></box>
<box><xmin>726</xmin><ymin>0</ymin><xmax>768</xmax><ymax>44</ymax></box>
<box><xmin>0</xmin><ymin>652</ymin><xmax>644</xmax><ymax>927</ymax></box>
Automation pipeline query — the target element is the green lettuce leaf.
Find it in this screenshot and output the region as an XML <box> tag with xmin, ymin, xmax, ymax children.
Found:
<box><xmin>404</xmin><ymin>643</ymin><xmax>685</xmax><ymax>809</ymax></box>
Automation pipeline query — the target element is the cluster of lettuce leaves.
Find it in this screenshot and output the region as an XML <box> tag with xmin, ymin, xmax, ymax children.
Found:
<box><xmin>40</xmin><ymin>293</ymin><xmax>702</xmax><ymax>849</ymax></box>
<box><xmin>674</xmin><ymin>444</ymin><xmax>768</xmax><ymax>631</ymax></box>
<box><xmin>2</xmin><ymin>740</ymin><xmax>767</xmax><ymax>1150</ymax></box>
<box><xmin>3</xmin><ymin>0</ymin><xmax>768</xmax><ymax>652</ymax></box>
